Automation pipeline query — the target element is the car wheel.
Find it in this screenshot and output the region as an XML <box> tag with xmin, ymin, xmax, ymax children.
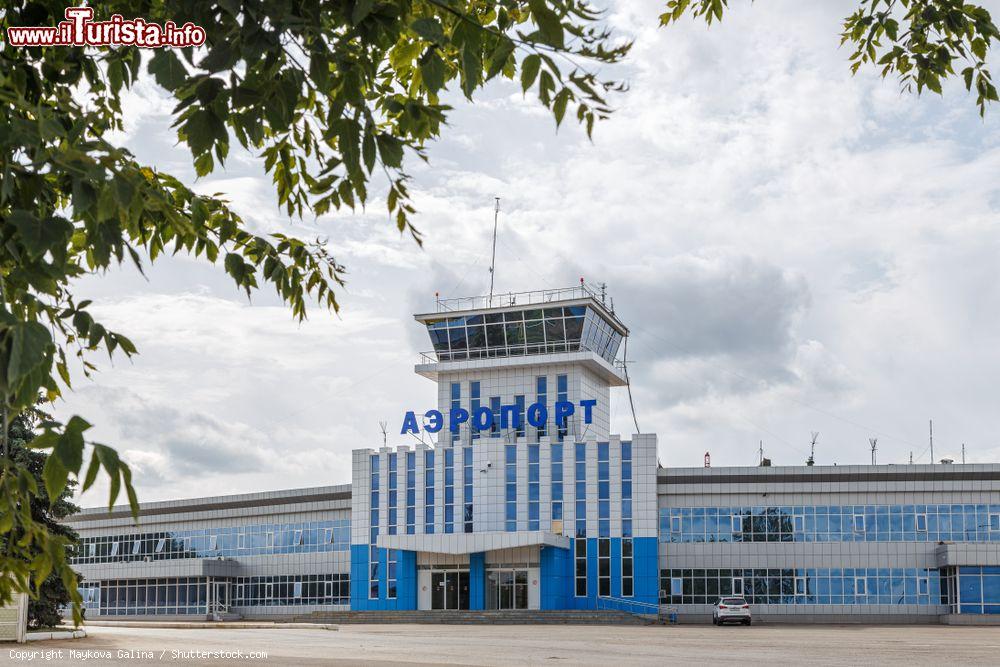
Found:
<box><xmin>712</xmin><ymin>616</ymin><xmax>717</xmax><ymax>625</ymax></box>
<box><xmin>744</xmin><ymin>619</ymin><xmax>751</xmax><ymax>626</ymax></box>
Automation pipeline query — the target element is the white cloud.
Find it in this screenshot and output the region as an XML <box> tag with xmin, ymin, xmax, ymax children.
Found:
<box><xmin>55</xmin><ymin>0</ymin><xmax>1000</xmax><ymax>506</ymax></box>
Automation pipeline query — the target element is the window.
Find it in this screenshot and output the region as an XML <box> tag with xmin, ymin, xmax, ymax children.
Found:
<box><xmin>991</xmin><ymin>514</ymin><xmax>1000</xmax><ymax>531</ymax></box>
<box><xmin>621</xmin><ymin>441</ymin><xmax>633</xmax><ymax>538</ymax></box>
<box><xmin>855</xmin><ymin>577</ymin><xmax>867</xmax><ymax>596</ymax></box>
<box><xmin>556</xmin><ymin>374</ymin><xmax>568</xmax><ymax>440</ymax></box>
<box><xmin>795</xmin><ymin>577</ymin><xmax>806</xmax><ymax>596</ymax></box>
<box><xmin>575</xmin><ymin>443</ymin><xmax>587</xmax><ymax>538</ymax></box>
<box><xmin>463</xmin><ymin>446</ymin><xmax>474</xmax><ymax>533</ymax></box>
<box><xmin>731</xmin><ymin>515</ymin><xmax>742</xmax><ymax>533</ymax></box>
<box><xmin>551</xmin><ymin>443</ymin><xmax>564</xmax><ymax>527</ymax></box>
<box><xmin>916</xmin><ymin>513</ymin><xmax>927</xmax><ymax>532</ymax></box>
<box><xmin>918</xmin><ymin>577</ymin><xmax>929</xmax><ymax>596</ymax></box>
<box><xmin>370</xmin><ymin>454</ymin><xmax>381</xmax><ymax>599</ymax></box>
<box><xmin>514</xmin><ymin>395</ymin><xmax>525</xmax><ymax>438</ymax></box>
<box><xmin>388</xmin><ymin>453</ymin><xmax>398</xmax><ymax>536</ymax></box>
<box><xmin>406</xmin><ymin>452</ymin><xmax>416</xmax><ymax>534</ymax></box>
<box><xmin>536</xmin><ymin>376</ymin><xmax>547</xmax><ymax>438</ymax></box>
<box><xmin>528</xmin><ymin>445</ymin><xmax>540</xmax><ymax>531</ymax></box>
<box><xmin>132</xmin><ymin>540</ymin><xmax>141</xmax><ymax>555</ymax></box>
<box><xmin>598</xmin><ymin>538</ymin><xmax>611</xmax><ymax>597</ymax></box>
<box><xmin>470</xmin><ymin>381</ymin><xmax>481</xmax><ymax>441</ymax></box>
<box><xmin>444</xmin><ymin>448</ymin><xmax>455</xmax><ymax>534</ymax></box>
<box><xmin>387</xmin><ymin>550</ymin><xmax>398</xmax><ymax>599</ymax></box>
<box><xmin>793</xmin><ymin>515</ymin><xmax>804</xmax><ymax>533</ymax></box>
<box><xmin>490</xmin><ymin>396</ymin><xmax>501</xmax><ymax>436</ymax></box>
<box><xmin>672</xmin><ymin>516</ymin><xmax>682</xmax><ymax>533</ymax></box>
<box><xmin>732</xmin><ymin>577</ymin><xmax>743</xmax><ymax>596</ymax></box>
<box><xmin>155</xmin><ymin>538</ymin><xmax>165</xmax><ymax>553</ymax></box>
<box><xmin>597</xmin><ymin>442</ymin><xmax>610</xmax><ymax>537</ymax></box>
<box><xmin>109</xmin><ymin>542</ymin><xmax>119</xmax><ymax>557</ymax></box>
<box><xmin>505</xmin><ymin>445</ymin><xmax>517</xmax><ymax>531</ymax></box>
<box><xmin>293</xmin><ymin>530</ymin><xmax>303</xmax><ymax>546</ymax></box>
<box><xmin>575</xmin><ymin>539</ymin><xmax>587</xmax><ymax>597</ymax></box>
<box><xmin>424</xmin><ymin>450</ymin><xmax>435</xmax><ymax>534</ymax></box>
<box><xmin>621</xmin><ymin>538</ymin><xmax>634</xmax><ymax>597</ymax></box>
<box><xmin>293</xmin><ymin>581</ymin><xmax>302</xmax><ymax>598</ymax></box>
<box><xmin>853</xmin><ymin>514</ymin><xmax>866</xmax><ymax>532</ymax></box>
<box><xmin>450</xmin><ymin>382</ymin><xmax>461</xmax><ymax>442</ymax></box>
<box><xmin>671</xmin><ymin>577</ymin><xmax>683</xmax><ymax>597</ymax></box>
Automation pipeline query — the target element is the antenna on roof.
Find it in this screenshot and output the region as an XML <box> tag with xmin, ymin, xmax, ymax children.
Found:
<box><xmin>488</xmin><ymin>197</ymin><xmax>500</xmax><ymax>307</ymax></box>
<box><xmin>869</xmin><ymin>437</ymin><xmax>878</xmax><ymax>465</ymax></box>
<box><xmin>929</xmin><ymin>419</ymin><xmax>934</xmax><ymax>464</ymax></box>
<box><xmin>379</xmin><ymin>421</ymin><xmax>388</xmax><ymax>447</ymax></box>
<box><xmin>807</xmin><ymin>432</ymin><xmax>818</xmax><ymax>466</ymax></box>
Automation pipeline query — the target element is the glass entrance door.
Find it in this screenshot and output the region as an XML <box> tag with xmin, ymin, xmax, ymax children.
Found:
<box><xmin>209</xmin><ymin>580</ymin><xmax>229</xmax><ymax>615</ymax></box>
<box><xmin>487</xmin><ymin>569</ymin><xmax>529</xmax><ymax>609</ymax></box>
<box><xmin>431</xmin><ymin>571</ymin><xmax>470</xmax><ymax>610</ymax></box>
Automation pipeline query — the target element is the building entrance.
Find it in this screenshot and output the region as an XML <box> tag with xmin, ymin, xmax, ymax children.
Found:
<box><xmin>431</xmin><ymin>571</ymin><xmax>470</xmax><ymax>610</ymax></box>
<box><xmin>486</xmin><ymin>569</ymin><xmax>529</xmax><ymax>610</ymax></box>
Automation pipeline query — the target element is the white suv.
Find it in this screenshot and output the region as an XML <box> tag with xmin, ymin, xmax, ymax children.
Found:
<box><xmin>712</xmin><ymin>597</ymin><xmax>751</xmax><ymax>625</ymax></box>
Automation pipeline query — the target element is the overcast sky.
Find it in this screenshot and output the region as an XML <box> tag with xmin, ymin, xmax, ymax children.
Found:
<box><xmin>58</xmin><ymin>1</ymin><xmax>1000</xmax><ymax>505</ymax></box>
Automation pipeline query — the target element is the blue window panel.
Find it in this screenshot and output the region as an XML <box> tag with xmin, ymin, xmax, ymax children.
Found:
<box><xmin>536</xmin><ymin>376</ymin><xmax>547</xmax><ymax>437</ymax></box>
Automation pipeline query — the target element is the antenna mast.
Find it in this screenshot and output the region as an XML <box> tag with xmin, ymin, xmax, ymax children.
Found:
<box><xmin>929</xmin><ymin>419</ymin><xmax>934</xmax><ymax>464</ymax></box>
<box><xmin>379</xmin><ymin>421</ymin><xmax>388</xmax><ymax>447</ymax></box>
<box><xmin>807</xmin><ymin>432</ymin><xmax>819</xmax><ymax>466</ymax></box>
<box><xmin>488</xmin><ymin>197</ymin><xmax>500</xmax><ymax>307</ymax></box>
<box><xmin>869</xmin><ymin>437</ymin><xmax>878</xmax><ymax>465</ymax></box>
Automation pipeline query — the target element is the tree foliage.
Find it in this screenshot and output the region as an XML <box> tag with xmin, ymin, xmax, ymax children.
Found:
<box><xmin>0</xmin><ymin>0</ymin><xmax>628</xmax><ymax>624</ymax></box>
<box><xmin>2</xmin><ymin>407</ymin><xmax>80</xmax><ymax>629</ymax></box>
<box><xmin>0</xmin><ymin>0</ymin><xmax>995</xmax><ymax>627</ymax></box>
<box><xmin>661</xmin><ymin>0</ymin><xmax>999</xmax><ymax>116</ymax></box>
<box><xmin>0</xmin><ymin>407</ymin><xmax>80</xmax><ymax>628</ymax></box>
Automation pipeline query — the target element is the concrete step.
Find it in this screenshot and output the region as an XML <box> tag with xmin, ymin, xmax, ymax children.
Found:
<box><xmin>290</xmin><ymin>610</ymin><xmax>655</xmax><ymax>625</ymax></box>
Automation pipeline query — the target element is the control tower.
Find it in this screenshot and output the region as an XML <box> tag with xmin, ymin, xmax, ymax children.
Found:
<box><xmin>351</xmin><ymin>283</ymin><xmax>658</xmax><ymax>613</ymax></box>
<box><xmin>413</xmin><ymin>283</ymin><xmax>629</xmax><ymax>443</ymax></box>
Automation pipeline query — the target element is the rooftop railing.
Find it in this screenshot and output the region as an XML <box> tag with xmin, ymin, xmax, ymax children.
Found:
<box><xmin>418</xmin><ymin>342</ymin><xmax>626</xmax><ymax>372</ymax></box>
<box><xmin>433</xmin><ymin>284</ymin><xmax>612</xmax><ymax>313</ymax></box>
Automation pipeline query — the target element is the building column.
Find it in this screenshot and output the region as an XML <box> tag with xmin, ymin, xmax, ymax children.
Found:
<box><xmin>469</xmin><ymin>552</ymin><xmax>486</xmax><ymax>610</ymax></box>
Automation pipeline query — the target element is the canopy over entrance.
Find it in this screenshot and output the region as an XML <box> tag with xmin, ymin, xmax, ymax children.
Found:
<box><xmin>376</xmin><ymin>530</ymin><xmax>570</xmax><ymax>555</ymax></box>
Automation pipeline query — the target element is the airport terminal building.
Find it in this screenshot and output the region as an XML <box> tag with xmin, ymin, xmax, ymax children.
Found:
<box><xmin>67</xmin><ymin>286</ymin><xmax>1000</xmax><ymax>623</ymax></box>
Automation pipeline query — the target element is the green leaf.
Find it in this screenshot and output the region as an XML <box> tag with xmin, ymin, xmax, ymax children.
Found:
<box><xmin>352</xmin><ymin>0</ymin><xmax>376</xmax><ymax>25</ymax></box>
<box><xmin>521</xmin><ymin>54</ymin><xmax>541</xmax><ymax>91</ymax></box>
<box><xmin>362</xmin><ymin>130</ymin><xmax>376</xmax><ymax>173</ymax></box>
<box><xmin>42</xmin><ymin>454</ymin><xmax>69</xmax><ymax>504</ymax></box>
<box><xmin>7</xmin><ymin>322</ymin><xmax>52</xmax><ymax>387</ymax></box>
<box><xmin>487</xmin><ymin>39</ymin><xmax>516</xmax><ymax>80</ymax></box>
<box><xmin>411</xmin><ymin>18</ymin><xmax>446</xmax><ymax>45</ymax></box>
<box><xmin>148</xmin><ymin>50</ymin><xmax>188</xmax><ymax>91</ymax></box>
<box><xmin>528</xmin><ymin>0</ymin><xmax>564</xmax><ymax>49</ymax></box>
<box><xmin>553</xmin><ymin>88</ymin><xmax>571</xmax><ymax>126</ymax></box>
<box><xmin>224</xmin><ymin>252</ymin><xmax>245</xmax><ymax>281</ymax></box>
<box><xmin>971</xmin><ymin>37</ymin><xmax>987</xmax><ymax>62</ymax></box>
<box><xmin>82</xmin><ymin>450</ymin><xmax>101</xmax><ymax>493</ymax></box>
<box><xmin>53</xmin><ymin>416</ymin><xmax>91</xmax><ymax>473</ymax></box>
<box><xmin>182</xmin><ymin>109</ymin><xmax>225</xmax><ymax>156</ymax></box>
<box><xmin>460</xmin><ymin>44</ymin><xmax>481</xmax><ymax>98</ymax></box>
<box><xmin>420</xmin><ymin>51</ymin><xmax>447</xmax><ymax>93</ymax></box>
<box><xmin>376</xmin><ymin>134</ymin><xmax>404</xmax><ymax>169</ymax></box>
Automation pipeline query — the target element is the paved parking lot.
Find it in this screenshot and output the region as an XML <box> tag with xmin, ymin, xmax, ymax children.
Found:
<box><xmin>12</xmin><ymin>623</ymin><xmax>1000</xmax><ymax>666</ymax></box>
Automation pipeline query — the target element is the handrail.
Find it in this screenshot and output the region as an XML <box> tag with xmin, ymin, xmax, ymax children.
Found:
<box><xmin>435</xmin><ymin>285</ymin><xmax>608</xmax><ymax>313</ymax></box>
<box><xmin>595</xmin><ymin>595</ymin><xmax>661</xmax><ymax>616</ymax></box>
<box><xmin>418</xmin><ymin>343</ymin><xmax>626</xmax><ymax>370</ymax></box>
